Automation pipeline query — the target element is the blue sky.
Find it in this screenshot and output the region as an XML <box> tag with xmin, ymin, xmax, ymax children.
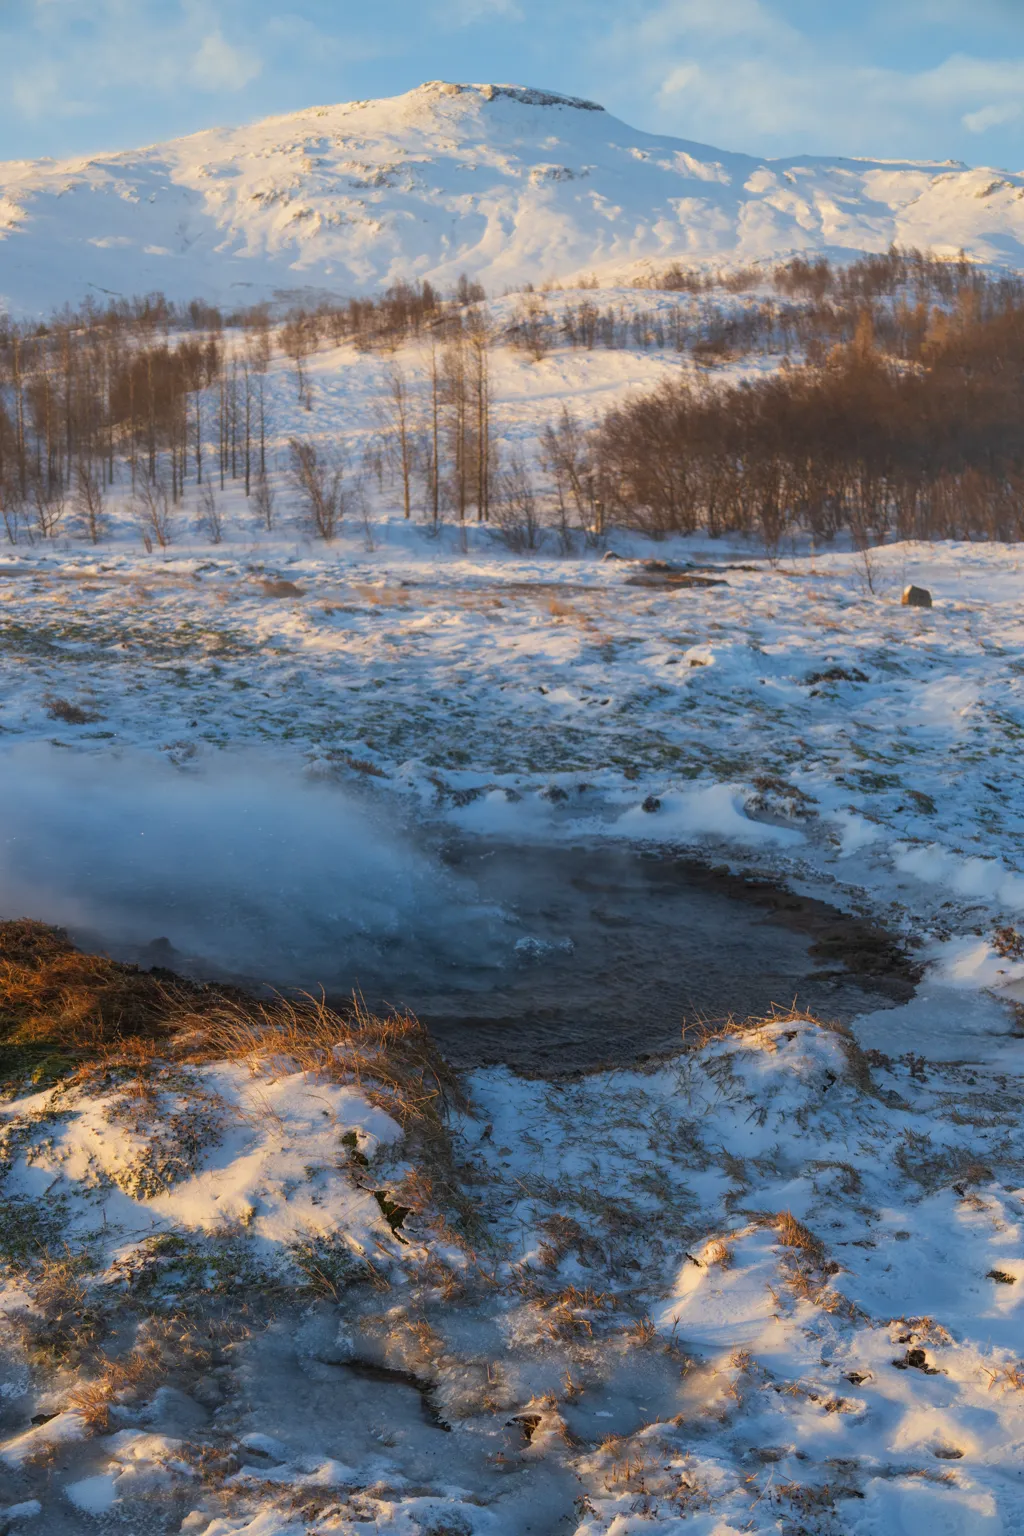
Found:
<box><xmin>2</xmin><ymin>0</ymin><xmax>1023</xmax><ymax>166</ymax></box>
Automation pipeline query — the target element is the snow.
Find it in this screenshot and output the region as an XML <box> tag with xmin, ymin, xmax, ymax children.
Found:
<box><xmin>1</xmin><ymin>229</ymin><xmax>1024</xmax><ymax>1536</ymax></box>
<box><xmin>3</xmin><ymin>80</ymin><xmax>1024</xmax><ymax>314</ymax></box>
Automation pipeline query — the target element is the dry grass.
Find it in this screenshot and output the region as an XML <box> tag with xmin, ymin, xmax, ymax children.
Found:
<box><xmin>352</xmin><ymin>583</ymin><xmax>411</xmax><ymax>607</ymax></box>
<box><xmin>984</xmin><ymin>1361</ymin><xmax>1024</xmax><ymax>1392</ymax></box>
<box><xmin>511</xmin><ymin>1280</ymin><xmax>617</xmax><ymax>1341</ymax></box>
<box><xmin>774</xmin><ymin>1210</ymin><xmax>827</xmax><ymax>1265</ymax></box>
<box><xmin>0</xmin><ymin>920</ymin><xmax>195</xmax><ymax>1053</ymax></box>
<box><xmin>625</xmin><ymin>1315</ymin><xmax>658</xmax><ymax>1346</ymax></box>
<box><xmin>184</xmin><ymin>991</ymin><xmax>462</xmax><ymax>1135</ymax></box>
<box><xmin>67</xmin><ymin>1338</ymin><xmax>166</xmax><ymax>1430</ymax></box>
<box><xmin>67</xmin><ymin>1316</ymin><xmax>241</xmax><ymax>1432</ymax></box>
<box><xmin>0</xmin><ymin>923</ymin><xmax>461</xmax><ymax>1137</ymax></box>
<box><xmin>704</xmin><ymin>1237</ymin><xmax>735</xmax><ymax>1270</ymax></box>
<box><xmin>11</xmin><ymin>1249</ymin><xmax>101</xmax><ymax>1364</ymax></box>
<box><xmin>43</xmin><ymin>695</ymin><xmax>101</xmax><ymax>725</ymax></box>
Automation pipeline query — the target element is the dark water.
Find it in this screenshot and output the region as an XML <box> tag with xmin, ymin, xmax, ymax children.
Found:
<box><xmin>364</xmin><ymin>841</ymin><xmax>915</xmax><ymax>1072</ymax></box>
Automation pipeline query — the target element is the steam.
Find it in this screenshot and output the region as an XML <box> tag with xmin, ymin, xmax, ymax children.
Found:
<box><xmin>0</xmin><ymin>745</ymin><xmax>494</xmax><ymax>992</ymax></box>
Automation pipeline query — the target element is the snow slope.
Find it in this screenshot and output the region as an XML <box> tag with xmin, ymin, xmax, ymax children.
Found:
<box><xmin>3</xmin><ymin>80</ymin><xmax>1024</xmax><ymax>316</ymax></box>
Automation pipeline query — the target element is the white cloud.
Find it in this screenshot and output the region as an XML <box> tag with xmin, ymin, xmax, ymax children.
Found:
<box><xmin>964</xmin><ymin>102</ymin><xmax>1022</xmax><ymax>133</ymax></box>
<box><xmin>635</xmin><ymin>0</ymin><xmax>796</xmax><ymax>47</ymax></box>
<box><xmin>191</xmin><ymin>29</ymin><xmax>262</xmax><ymax>92</ymax></box>
<box><xmin>596</xmin><ymin>3</ymin><xmax>1024</xmax><ymax>162</ymax></box>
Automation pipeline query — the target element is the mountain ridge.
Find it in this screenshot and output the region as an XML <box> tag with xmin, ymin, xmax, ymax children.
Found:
<box><xmin>2</xmin><ymin>80</ymin><xmax>1023</xmax><ymax>315</ymax></box>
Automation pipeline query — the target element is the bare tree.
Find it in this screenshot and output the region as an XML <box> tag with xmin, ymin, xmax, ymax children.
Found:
<box><xmin>73</xmin><ymin>459</ymin><xmax>105</xmax><ymax>543</ymax></box>
<box><xmin>135</xmin><ymin>478</ymin><xmax>174</xmax><ymax>549</ymax></box>
<box><xmin>378</xmin><ymin>362</ymin><xmax>417</xmax><ymax>519</ymax></box>
<box><xmin>443</xmin><ymin>335</ymin><xmax>469</xmax><ymax>521</ymax></box>
<box><xmin>467</xmin><ymin>315</ymin><xmax>494</xmax><ymax>522</ymax></box>
<box><xmin>540</xmin><ymin>406</ymin><xmax>601</xmax><ymax>541</ymax></box>
<box><xmin>197</xmin><ymin>481</ymin><xmax>224</xmax><ymax>544</ymax></box>
<box><xmin>253</xmin><ymin>469</ymin><xmax>276</xmax><ymax>532</ymax></box>
<box><xmin>32</xmin><ymin>477</ymin><xmax>66</xmax><ymax>540</ymax></box>
<box><xmin>281</xmin><ymin>313</ymin><xmax>316</xmax><ymax>410</ymax></box>
<box><xmin>288</xmin><ymin>438</ymin><xmax>345</xmax><ymax>540</ymax></box>
<box><xmin>427</xmin><ymin>335</ymin><xmax>442</xmax><ymax>526</ymax></box>
<box><xmin>0</xmin><ymin>478</ymin><xmax>23</xmax><ymax>546</ymax></box>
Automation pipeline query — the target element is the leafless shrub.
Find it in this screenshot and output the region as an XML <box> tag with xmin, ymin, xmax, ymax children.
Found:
<box><xmin>73</xmin><ymin>460</ymin><xmax>105</xmax><ymax>543</ymax></box>
<box><xmin>288</xmin><ymin>437</ymin><xmax>345</xmax><ymax>540</ymax></box>
<box><xmin>196</xmin><ymin>481</ymin><xmax>223</xmax><ymax>543</ymax></box>
<box><xmin>494</xmin><ymin>450</ymin><xmax>544</xmax><ymax>552</ymax></box>
<box><xmin>508</xmin><ymin>295</ymin><xmax>552</xmax><ymax>361</ymax></box>
<box><xmin>134</xmin><ymin>477</ymin><xmax>174</xmax><ymax>548</ymax></box>
<box><xmin>44</xmin><ymin>695</ymin><xmax>99</xmax><ymax>725</ymax></box>
<box><xmin>253</xmin><ymin>469</ymin><xmax>276</xmax><ymax>531</ymax></box>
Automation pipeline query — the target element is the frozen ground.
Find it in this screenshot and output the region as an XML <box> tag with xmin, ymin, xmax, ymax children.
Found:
<box><xmin>1</xmin><ymin>322</ymin><xmax>1024</xmax><ymax>1534</ymax></box>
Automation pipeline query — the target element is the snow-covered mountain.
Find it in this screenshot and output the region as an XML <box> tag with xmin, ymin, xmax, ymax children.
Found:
<box><xmin>2</xmin><ymin>80</ymin><xmax>1024</xmax><ymax>315</ymax></box>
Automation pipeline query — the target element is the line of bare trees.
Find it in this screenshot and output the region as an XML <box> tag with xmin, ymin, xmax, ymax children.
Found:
<box><xmin>0</xmin><ymin>299</ymin><xmax>276</xmax><ymax>545</ymax></box>
<box><xmin>594</xmin><ymin>294</ymin><xmax>1024</xmax><ymax>547</ymax></box>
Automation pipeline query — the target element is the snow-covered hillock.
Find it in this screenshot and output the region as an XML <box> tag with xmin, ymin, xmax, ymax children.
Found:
<box><xmin>3</xmin><ymin>980</ymin><xmax>1023</xmax><ymax>1534</ymax></box>
<box><xmin>3</xmin><ymin>80</ymin><xmax>1024</xmax><ymax>315</ymax></box>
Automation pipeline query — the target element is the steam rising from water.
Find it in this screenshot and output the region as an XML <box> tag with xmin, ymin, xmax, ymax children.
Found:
<box><xmin>0</xmin><ymin>746</ymin><xmax>491</xmax><ymax>987</ymax></box>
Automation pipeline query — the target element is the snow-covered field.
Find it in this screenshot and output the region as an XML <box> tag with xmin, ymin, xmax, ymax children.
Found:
<box><xmin>2</xmin><ymin>317</ymin><xmax>1024</xmax><ymax>1535</ymax></box>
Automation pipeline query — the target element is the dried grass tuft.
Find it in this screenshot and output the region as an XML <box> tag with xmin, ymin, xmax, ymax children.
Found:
<box><xmin>183</xmin><ymin>991</ymin><xmax>463</xmax><ymax>1137</ymax></box>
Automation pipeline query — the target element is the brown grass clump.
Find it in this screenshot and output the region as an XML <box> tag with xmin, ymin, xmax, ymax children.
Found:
<box><xmin>0</xmin><ymin>920</ymin><xmax>206</xmax><ymax>1054</ymax></box>
<box><xmin>352</xmin><ymin>583</ymin><xmax>410</xmax><ymax>607</ymax></box>
<box><xmin>704</xmin><ymin>1238</ymin><xmax>735</xmax><ymax>1270</ymax></box>
<box><xmin>66</xmin><ymin>1316</ymin><xmax>241</xmax><ymax>1432</ymax></box>
<box><xmin>184</xmin><ymin>991</ymin><xmax>462</xmax><ymax>1138</ymax></box>
<box><xmin>67</xmin><ymin>1338</ymin><xmax>166</xmax><ymax>1430</ymax></box>
<box><xmin>43</xmin><ymin>696</ymin><xmax>101</xmax><ymax>725</ymax></box>
<box><xmin>984</xmin><ymin>1361</ymin><xmax>1024</xmax><ymax>1392</ymax></box>
<box><xmin>11</xmin><ymin>1249</ymin><xmax>101</xmax><ymax>1365</ymax></box>
<box><xmin>774</xmin><ymin>1210</ymin><xmax>827</xmax><ymax>1266</ymax></box>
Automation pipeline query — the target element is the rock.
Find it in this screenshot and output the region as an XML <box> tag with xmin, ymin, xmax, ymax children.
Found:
<box><xmin>260</xmin><ymin>578</ymin><xmax>305</xmax><ymax>598</ymax></box>
<box><xmin>641</xmin><ymin>795</ymin><xmax>662</xmax><ymax>814</ymax></box>
<box><xmin>540</xmin><ymin>784</ymin><xmax>568</xmax><ymax>803</ymax></box>
<box><xmin>901</xmin><ymin>584</ymin><xmax>932</xmax><ymax>608</ymax></box>
<box><xmin>805</xmin><ymin>666</ymin><xmax>869</xmax><ymax>686</ymax></box>
<box><xmin>601</xmin><ymin>550</ymin><xmax>623</xmax><ymax>561</ymax></box>
<box><xmin>191</xmin><ymin>1375</ymin><xmax>225</xmax><ymax>1408</ymax></box>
